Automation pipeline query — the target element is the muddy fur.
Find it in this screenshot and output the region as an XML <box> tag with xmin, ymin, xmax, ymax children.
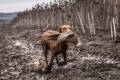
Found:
<box><xmin>40</xmin><ymin>30</ymin><xmax>68</xmax><ymax>73</ymax></box>
<box><xmin>39</xmin><ymin>25</ymin><xmax>82</xmax><ymax>73</ymax></box>
<box><xmin>41</xmin><ymin>25</ymin><xmax>74</xmax><ymax>73</ymax></box>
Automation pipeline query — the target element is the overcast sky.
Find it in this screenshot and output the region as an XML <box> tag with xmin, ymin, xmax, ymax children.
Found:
<box><xmin>0</xmin><ymin>0</ymin><xmax>53</xmax><ymax>13</ymax></box>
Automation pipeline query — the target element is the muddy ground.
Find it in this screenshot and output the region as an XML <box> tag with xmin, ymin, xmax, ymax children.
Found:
<box><xmin>0</xmin><ymin>29</ymin><xmax>120</xmax><ymax>80</ymax></box>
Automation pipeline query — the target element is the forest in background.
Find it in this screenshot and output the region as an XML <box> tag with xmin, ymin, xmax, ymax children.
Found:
<box><xmin>10</xmin><ymin>0</ymin><xmax>120</xmax><ymax>40</ymax></box>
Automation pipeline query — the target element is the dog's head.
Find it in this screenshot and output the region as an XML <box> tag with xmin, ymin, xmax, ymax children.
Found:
<box><xmin>59</xmin><ymin>25</ymin><xmax>73</xmax><ymax>33</ymax></box>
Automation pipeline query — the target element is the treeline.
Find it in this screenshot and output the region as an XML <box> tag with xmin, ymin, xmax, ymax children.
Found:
<box><xmin>11</xmin><ymin>0</ymin><xmax>120</xmax><ymax>39</ymax></box>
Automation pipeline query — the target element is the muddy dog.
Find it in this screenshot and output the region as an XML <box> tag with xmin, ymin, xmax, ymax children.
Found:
<box><xmin>40</xmin><ymin>25</ymin><xmax>81</xmax><ymax>73</ymax></box>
